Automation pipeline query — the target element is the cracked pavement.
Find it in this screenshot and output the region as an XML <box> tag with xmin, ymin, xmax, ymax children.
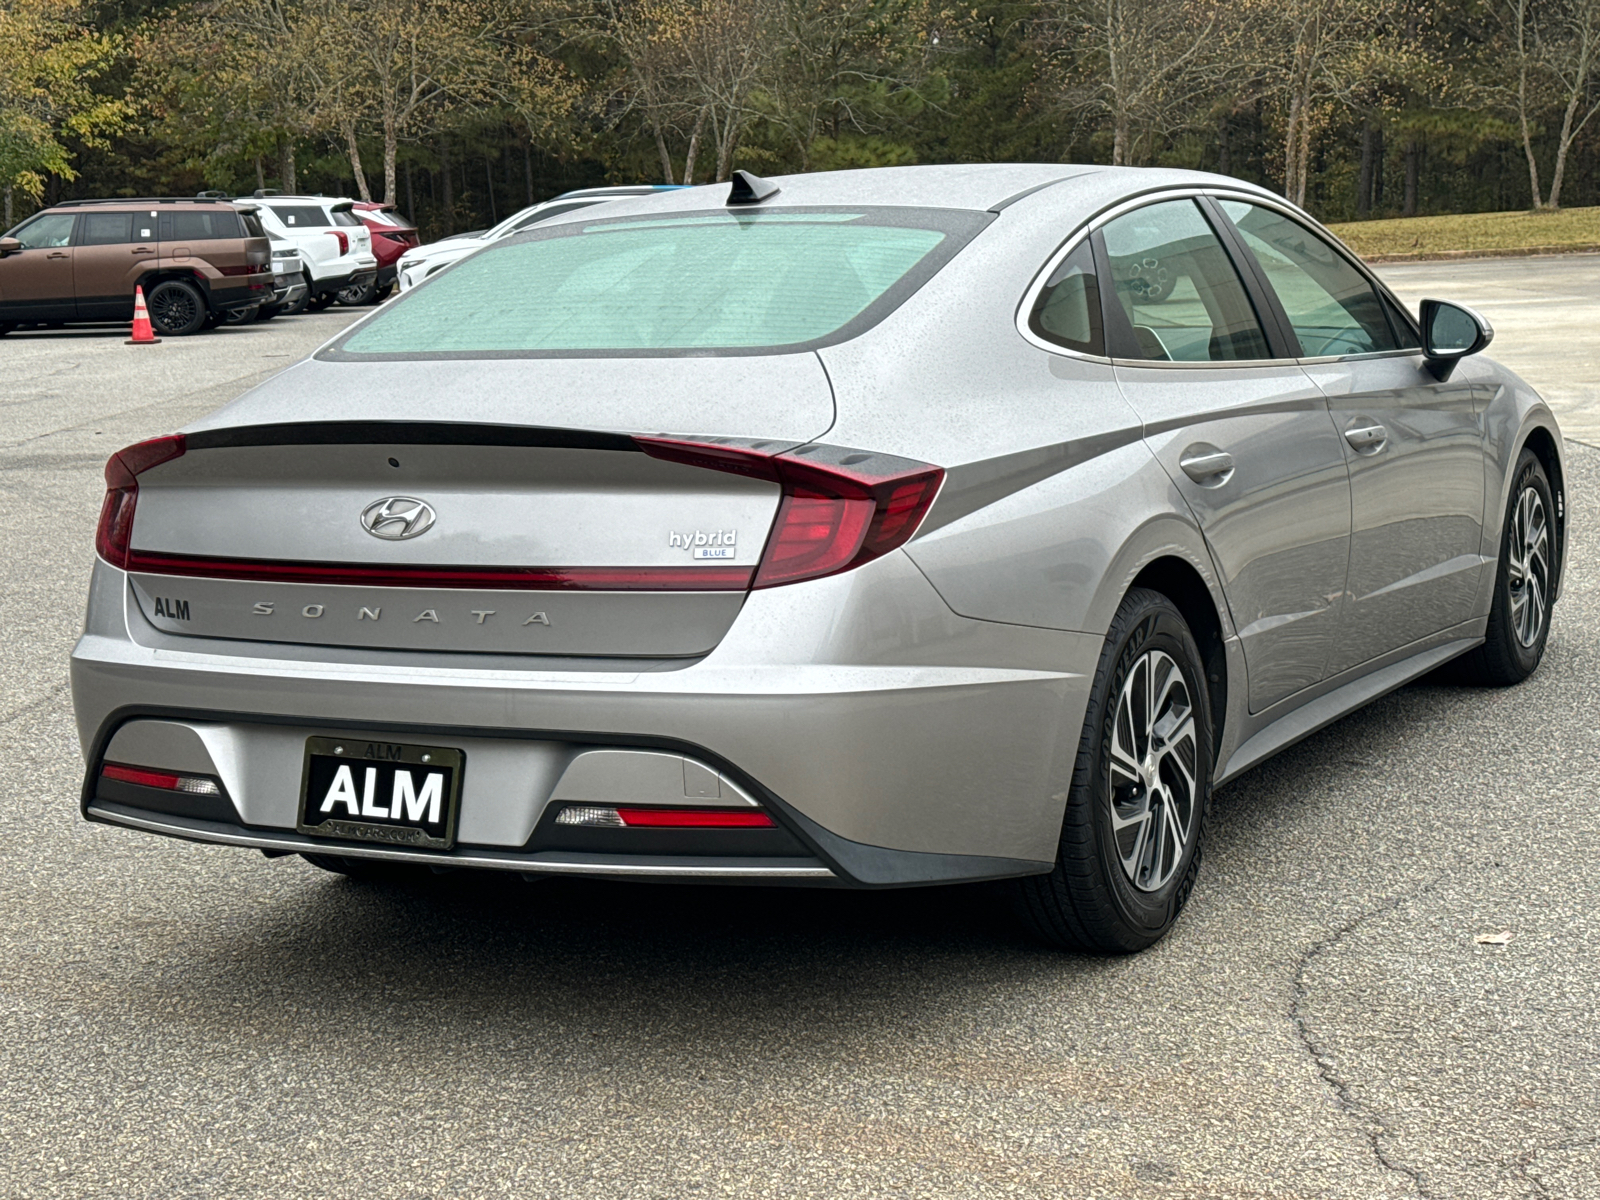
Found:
<box><xmin>1</xmin><ymin>290</ymin><xmax>1597</xmax><ymax>1198</ymax></box>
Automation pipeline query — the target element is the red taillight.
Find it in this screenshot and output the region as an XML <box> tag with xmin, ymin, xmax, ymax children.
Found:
<box><xmin>636</xmin><ymin>438</ymin><xmax>943</xmax><ymax>589</ymax></box>
<box><xmin>618</xmin><ymin>807</ymin><xmax>774</xmax><ymax>828</ymax></box>
<box><xmin>330</xmin><ymin>230</ymin><xmax>349</xmax><ymax>255</ymax></box>
<box><xmin>96</xmin><ymin>434</ymin><xmax>186</xmax><ymax>569</ymax></box>
<box><xmin>102</xmin><ymin>763</ymin><xmax>182</xmax><ymax>789</ymax></box>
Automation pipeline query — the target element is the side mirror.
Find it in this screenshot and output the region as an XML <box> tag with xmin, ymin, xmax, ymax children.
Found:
<box><xmin>1420</xmin><ymin>298</ymin><xmax>1493</xmax><ymax>381</ymax></box>
<box><xmin>0</xmin><ymin>237</ymin><xmax>21</xmax><ymax>257</ymax></box>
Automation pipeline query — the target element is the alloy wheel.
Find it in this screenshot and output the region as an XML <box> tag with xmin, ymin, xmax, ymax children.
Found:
<box><xmin>1108</xmin><ymin>649</ymin><xmax>1199</xmax><ymax>892</ymax></box>
<box><xmin>150</xmin><ymin>285</ymin><xmax>199</xmax><ymax>333</ymax></box>
<box><xmin>1507</xmin><ymin>484</ymin><xmax>1550</xmax><ymax>647</ymax></box>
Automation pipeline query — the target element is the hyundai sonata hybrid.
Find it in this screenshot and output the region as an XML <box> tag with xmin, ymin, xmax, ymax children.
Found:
<box><xmin>72</xmin><ymin>165</ymin><xmax>1565</xmax><ymax>951</ymax></box>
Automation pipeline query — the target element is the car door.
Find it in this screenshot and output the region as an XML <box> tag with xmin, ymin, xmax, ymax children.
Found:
<box><xmin>0</xmin><ymin>212</ymin><xmax>79</xmax><ymax>320</ymax></box>
<box><xmin>73</xmin><ymin>209</ymin><xmax>158</xmax><ymax>318</ymax></box>
<box><xmin>1098</xmin><ymin>197</ymin><xmax>1354</xmax><ymax>714</ymax></box>
<box><xmin>1214</xmin><ymin>199</ymin><xmax>1486</xmax><ymax>675</ymax></box>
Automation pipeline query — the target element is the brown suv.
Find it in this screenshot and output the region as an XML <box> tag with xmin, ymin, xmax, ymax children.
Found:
<box><xmin>0</xmin><ymin>198</ymin><xmax>272</xmax><ymax>336</ymax></box>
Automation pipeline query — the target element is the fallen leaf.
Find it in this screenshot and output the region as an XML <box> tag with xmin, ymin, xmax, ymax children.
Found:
<box><xmin>1475</xmin><ymin>930</ymin><xmax>1513</xmax><ymax>946</ymax></box>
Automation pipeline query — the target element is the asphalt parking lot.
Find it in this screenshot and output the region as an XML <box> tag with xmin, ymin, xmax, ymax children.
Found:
<box><xmin>2</xmin><ymin>272</ymin><xmax>1597</xmax><ymax>1199</ymax></box>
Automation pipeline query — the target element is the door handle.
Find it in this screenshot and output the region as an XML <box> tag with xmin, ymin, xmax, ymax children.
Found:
<box><xmin>46</xmin><ymin>251</ymin><xmax>69</xmax><ymax>259</ymax></box>
<box><xmin>1179</xmin><ymin>447</ymin><xmax>1235</xmax><ymax>486</ymax></box>
<box><xmin>132</xmin><ymin>246</ymin><xmax>155</xmax><ymax>255</ymax></box>
<box><xmin>1344</xmin><ymin>423</ymin><xmax>1388</xmax><ymax>453</ymax></box>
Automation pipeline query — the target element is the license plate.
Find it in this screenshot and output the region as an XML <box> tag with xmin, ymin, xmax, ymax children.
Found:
<box><xmin>297</xmin><ymin>737</ymin><xmax>463</xmax><ymax>850</ymax></box>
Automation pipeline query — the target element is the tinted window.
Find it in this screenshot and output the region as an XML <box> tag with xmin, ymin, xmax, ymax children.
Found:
<box><xmin>338</xmin><ymin>209</ymin><xmax>976</xmax><ymax>356</ymax></box>
<box><xmin>79</xmin><ymin>212</ymin><xmax>134</xmax><ymax>245</ymax></box>
<box><xmin>1100</xmin><ymin>200</ymin><xmax>1269</xmax><ymax>362</ymax></box>
<box><xmin>1028</xmin><ymin>241</ymin><xmax>1103</xmax><ymax>356</ymax></box>
<box><xmin>239</xmin><ymin>210</ymin><xmax>266</xmax><ymax>238</ymax></box>
<box><xmin>1381</xmin><ymin>294</ymin><xmax>1421</xmax><ymax>350</ymax></box>
<box><xmin>332</xmin><ymin>209</ymin><xmax>361</xmax><ymax>227</ymax></box>
<box><xmin>160</xmin><ymin>211</ymin><xmax>241</xmax><ymax>241</ymax></box>
<box><xmin>270</xmin><ymin>205</ymin><xmax>329</xmax><ymax>227</ymax></box>
<box><xmin>11</xmin><ymin>213</ymin><xmax>76</xmax><ymax>249</ymax></box>
<box><xmin>1218</xmin><ymin>200</ymin><xmax>1398</xmax><ymax>357</ymax></box>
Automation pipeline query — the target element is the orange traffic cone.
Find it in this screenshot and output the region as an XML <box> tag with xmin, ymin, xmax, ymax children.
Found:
<box><xmin>126</xmin><ymin>285</ymin><xmax>162</xmax><ymax>345</ymax></box>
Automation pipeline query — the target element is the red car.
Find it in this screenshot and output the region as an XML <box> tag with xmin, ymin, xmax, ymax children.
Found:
<box><xmin>341</xmin><ymin>202</ymin><xmax>419</xmax><ymax>304</ymax></box>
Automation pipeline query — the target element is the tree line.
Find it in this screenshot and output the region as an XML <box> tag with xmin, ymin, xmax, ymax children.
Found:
<box><xmin>6</xmin><ymin>0</ymin><xmax>1600</xmax><ymax>237</ymax></box>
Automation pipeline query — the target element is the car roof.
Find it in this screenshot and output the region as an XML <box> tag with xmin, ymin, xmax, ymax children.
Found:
<box><xmin>544</xmin><ymin>164</ymin><xmax>1284</xmax><ymax>217</ymax></box>
<box><xmin>48</xmin><ymin>198</ymin><xmax>242</xmax><ymax>210</ymax></box>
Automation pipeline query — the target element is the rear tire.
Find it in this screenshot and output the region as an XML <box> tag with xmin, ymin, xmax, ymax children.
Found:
<box><xmin>145</xmin><ymin>279</ymin><xmax>207</xmax><ymax>336</ymax></box>
<box><xmin>1449</xmin><ymin>448</ymin><xmax>1555</xmax><ymax>685</ymax></box>
<box><xmin>306</xmin><ymin>290</ymin><xmax>336</xmax><ymax>312</ymax></box>
<box><xmin>300</xmin><ymin>852</ymin><xmax>425</xmax><ymax>882</ymax></box>
<box><xmin>336</xmin><ymin>279</ymin><xmax>376</xmax><ymax>305</ymax></box>
<box><xmin>371</xmin><ymin>281</ymin><xmax>394</xmax><ymax>303</ymax></box>
<box><xmin>1011</xmin><ymin>588</ymin><xmax>1213</xmax><ymax>953</ymax></box>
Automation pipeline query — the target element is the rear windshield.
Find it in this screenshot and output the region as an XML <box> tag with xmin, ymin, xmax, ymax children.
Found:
<box><xmin>332</xmin><ymin>209</ymin><xmax>362</xmax><ymax>227</ymax></box>
<box><xmin>329</xmin><ymin>207</ymin><xmax>987</xmax><ymax>359</ymax></box>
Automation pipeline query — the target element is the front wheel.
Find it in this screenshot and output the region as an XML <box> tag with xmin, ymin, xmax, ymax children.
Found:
<box><xmin>1450</xmin><ymin>448</ymin><xmax>1556</xmax><ymax>685</ymax></box>
<box><xmin>145</xmin><ymin>279</ymin><xmax>207</xmax><ymax>336</ymax></box>
<box><xmin>1011</xmin><ymin>588</ymin><xmax>1213</xmax><ymax>953</ymax></box>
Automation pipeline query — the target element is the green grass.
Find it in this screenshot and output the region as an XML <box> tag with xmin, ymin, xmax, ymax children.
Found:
<box><xmin>1325</xmin><ymin>207</ymin><xmax>1600</xmax><ymax>259</ymax></box>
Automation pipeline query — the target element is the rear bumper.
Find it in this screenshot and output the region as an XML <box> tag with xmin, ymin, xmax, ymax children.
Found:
<box><xmin>374</xmin><ymin>264</ymin><xmax>397</xmax><ymax>288</ymax></box>
<box><xmin>72</xmin><ymin>554</ymin><xmax>1097</xmax><ymax>885</ymax></box>
<box><xmin>309</xmin><ymin>266</ymin><xmax>377</xmax><ymax>297</ymax></box>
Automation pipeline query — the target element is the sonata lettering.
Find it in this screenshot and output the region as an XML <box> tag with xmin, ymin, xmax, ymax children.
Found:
<box><xmin>248</xmin><ymin>603</ymin><xmax>553</xmax><ymax>626</ymax></box>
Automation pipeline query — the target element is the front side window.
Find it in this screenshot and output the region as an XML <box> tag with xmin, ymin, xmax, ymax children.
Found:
<box><xmin>79</xmin><ymin>213</ymin><xmax>134</xmax><ymax>245</ymax></box>
<box><xmin>334</xmin><ymin>208</ymin><xmax>983</xmax><ymax>357</ymax></box>
<box><xmin>10</xmin><ymin>213</ymin><xmax>76</xmax><ymax>249</ymax></box>
<box><xmin>1100</xmin><ymin>200</ymin><xmax>1270</xmax><ymax>362</ymax></box>
<box><xmin>1218</xmin><ymin>200</ymin><xmax>1399</xmax><ymax>357</ymax></box>
<box><xmin>1028</xmin><ymin>241</ymin><xmax>1103</xmax><ymax>356</ymax></box>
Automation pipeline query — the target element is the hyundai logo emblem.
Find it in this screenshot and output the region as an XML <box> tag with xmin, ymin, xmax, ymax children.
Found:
<box><xmin>361</xmin><ymin>496</ymin><xmax>436</xmax><ymax>540</ymax></box>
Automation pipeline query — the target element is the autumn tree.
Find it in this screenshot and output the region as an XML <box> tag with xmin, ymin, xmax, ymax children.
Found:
<box><xmin>0</xmin><ymin>0</ymin><xmax>132</xmax><ymax>224</ymax></box>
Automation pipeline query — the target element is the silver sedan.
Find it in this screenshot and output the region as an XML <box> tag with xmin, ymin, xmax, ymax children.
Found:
<box><xmin>72</xmin><ymin>165</ymin><xmax>1565</xmax><ymax>952</ymax></box>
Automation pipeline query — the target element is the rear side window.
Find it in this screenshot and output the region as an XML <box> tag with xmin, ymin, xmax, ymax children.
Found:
<box><xmin>270</xmin><ymin>205</ymin><xmax>329</xmax><ymax>228</ymax></box>
<box><xmin>1028</xmin><ymin>241</ymin><xmax>1103</xmax><ymax>356</ymax></box>
<box><xmin>1100</xmin><ymin>200</ymin><xmax>1270</xmax><ymax>362</ymax></box>
<box><xmin>79</xmin><ymin>212</ymin><xmax>134</xmax><ymax>245</ymax></box>
<box><xmin>159</xmin><ymin>211</ymin><xmax>242</xmax><ymax>241</ymax></box>
<box><xmin>333</xmin><ymin>208</ymin><xmax>986</xmax><ymax>358</ymax></box>
<box><xmin>1218</xmin><ymin>200</ymin><xmax>1398</xmax><ymax>357</ymax></box>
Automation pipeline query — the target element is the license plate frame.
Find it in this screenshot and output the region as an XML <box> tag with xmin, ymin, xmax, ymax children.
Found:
<box><xmin>297</xmin><ymin>736</ymin><xmax>464</xmax><ymax>850</ymax></box>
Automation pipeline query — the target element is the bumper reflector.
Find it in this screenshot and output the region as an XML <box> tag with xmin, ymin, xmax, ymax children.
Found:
<box><xmin>101</xmin><ymin>762</ymin><xmax>221</xmax><ymax>796</ymax></box>
<box><xmin>555</xmin><ymin>804</ymin><xmax>774</xmax><ymax>829</ymax></box>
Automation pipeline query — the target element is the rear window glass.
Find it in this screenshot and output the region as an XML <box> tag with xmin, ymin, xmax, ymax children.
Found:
<box><xmin>270</xmin><ymin>205</ymin><xmax>329</xmax><ymax>227</ymax></box>
<box><xmin>333</xmin><ymin>207</ymin><xmax>985</xmax><ymax>358</ymax></box>
<box><xmin>332</xmin><ymin>209</ymin><xmax>362</xmax><ymax>227</ymax></box>
<box><xmin>239</xmin><ymin>210</ymin><xmax>266</xmax><ymax>238</ymax></box>
<box><xmin>160</xmin><ymin>211</ymin><xmax>241</xmax><ymax>240</ymax></box>
<box><xmin>362</xmin><ymin>209</ymin><xmax>407</xmax><ymax>226</ymax></box>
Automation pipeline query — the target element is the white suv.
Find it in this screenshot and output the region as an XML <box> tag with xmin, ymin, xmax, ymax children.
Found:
<box><xmin>236</xmin><ymin>193</ymin><xmax>378</xmax><ymax>310</ymax></box>
<box><xmin>396</xmin><ymin>186</ymin><xmax>677</xmax><ymax>292</ymax></box>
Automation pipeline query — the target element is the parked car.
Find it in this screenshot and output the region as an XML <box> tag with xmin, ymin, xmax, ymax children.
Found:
<box><xmin>0</xmin><ymin>198</ymin><xmax>271</xmax><ymax>336</ymax></box>
<box><xmin>395</xmin><ymin>185</ymin><xmax>678</xmax><ymax>292</ymax></box>
<box><xmin>235</xmin><ymin>192</ymin><xmax>377</xmax><ymax>310</ymax></box>
<box><xmin>339</xmin><ymin>202</ymin><xmax>419</xmax><ymax>305</ymax></box>
<box><xmin>224</xmin><ymin>232</ymin><xmax>309</xmax><ymax>325</ymax></box>
<box><xmin>72</xmin><ymin>165</ymin><xmax>1565</xmax><ymax>953</ymax></box>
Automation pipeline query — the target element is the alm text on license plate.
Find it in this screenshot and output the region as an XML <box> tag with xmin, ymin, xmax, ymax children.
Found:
<box><xmin>297</xmin><ymin>737</ymin><xmax>463</xmax><ymax>850</ymax></box>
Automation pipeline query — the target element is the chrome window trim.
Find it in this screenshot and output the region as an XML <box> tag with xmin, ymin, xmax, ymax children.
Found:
<box><xmin>1015</xmin><ymin>186</ymin><xmax>1424</xmax><ymax>370</ymax></box>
